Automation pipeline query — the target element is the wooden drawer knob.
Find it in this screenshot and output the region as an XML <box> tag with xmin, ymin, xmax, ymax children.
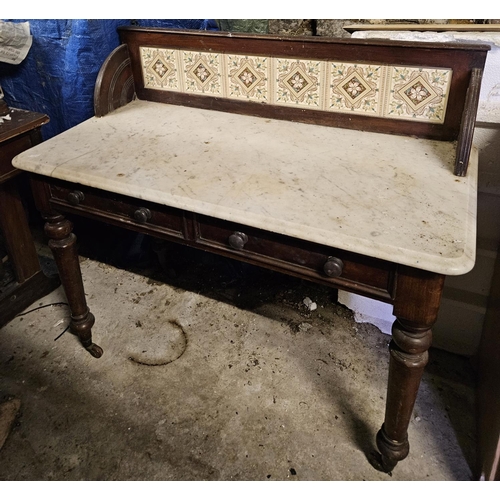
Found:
<box><xmin>228</xmin><ymin>231</ymin><xmax>248</xmax><ymax>250</ymax></box>
<box><xmin>133</xmin><ymin>207</ymin><xmax>152</xmax><ymax>223</ymax></box>
<box><xmin>323</xmin><ymin>256</ymin><xmax>344</xmax><ymax>278</ymax></box>
<box><xmin>67</xmin><ymin>190</ymin><xmax>85</xmax><ymax>206</ymax></box>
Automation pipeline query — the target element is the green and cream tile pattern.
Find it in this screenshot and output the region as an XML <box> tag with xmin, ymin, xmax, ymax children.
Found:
<box><xmin>140</xmin><ymin>47</ymin><xmax>452</xmax><ymax>123</ymax></box>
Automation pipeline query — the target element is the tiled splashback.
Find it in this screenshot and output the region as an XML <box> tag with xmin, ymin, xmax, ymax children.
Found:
<box><xmin>140</xmin><ymin>46</ymin><xmax>452</xmax><ymax>123</ymax></box>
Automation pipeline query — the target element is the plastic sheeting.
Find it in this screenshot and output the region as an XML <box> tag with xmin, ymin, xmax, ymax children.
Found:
<box><xmin>0</xmin><ymin>19</ymin><xmax>218</xmax><ymax>139</ymax></box>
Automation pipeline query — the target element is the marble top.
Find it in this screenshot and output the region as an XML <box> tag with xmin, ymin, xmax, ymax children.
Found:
<box><xmin>13</xmin><ymin>99</ymin><xmax>477</xmax><ymax>275</ymax></box>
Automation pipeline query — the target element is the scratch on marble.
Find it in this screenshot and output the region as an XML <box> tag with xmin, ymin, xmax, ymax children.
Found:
<box><xmin>49</xmin><ymin>148</ymin><xmax>102</xmax><ymax>177</ymax></box>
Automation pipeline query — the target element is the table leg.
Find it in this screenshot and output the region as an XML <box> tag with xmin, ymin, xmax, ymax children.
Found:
<box><xmin>43</xmin><ymin>213</ymin><xmax>103</xmax><ymax>358</ymax></box>
<box><xmin>374</xmin><ymin>267</ymin><xmax>444</xmax><ymax>472</ymax></box>
<box><xmin>376</xmin><ymin>318</ymin><xmax>432</xmax><ymax>472</ymax></box>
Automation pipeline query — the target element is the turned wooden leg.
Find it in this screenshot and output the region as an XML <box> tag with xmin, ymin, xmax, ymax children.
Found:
<box><xmin>376</xmin><ymin>319</ymin><xmax>432</xmax><ymax>472</ymax></box>
<box><xmin>44</xmin><ymin>213</ymin><xmax>103</xmax><ymax>358</ymax></box>
<box><xmin>372</xmin><ymin>267</ymin><xmax>444</xmax><ymax>473</ymax></box>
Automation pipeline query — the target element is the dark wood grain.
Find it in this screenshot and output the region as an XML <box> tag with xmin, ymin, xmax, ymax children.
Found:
<box><xmin>0</xmin><ymin>269</ymin><xmax>60</xmax><ymax>327</ymax></box>
<box><xmin>94</xmin><ymin>44</ymin><xmax>135</xmax><ymax>117</ymax></box>
<box><xmin>0</xmin><ymin>108</ymin><xmax>48</xmax><ymax>143</ymax></box>
<box><xmin>195</xmin><ymin>214</ymin><xmax>395</xmax><ymax>301</ymax></box>
<box><xmin>0</xmin><ymin>112</ymin><xmax>46</xmax><ymax>183</ymax></box>
<box><xmin>48</xmin><ymin>180</ymin><xmax>187</xmax><ymax>240</ymax></box>
<box><xmin>0</xmin><ymin>131</ymin><xmax>34</xmax><ymax>182</ymax></box>
<box><xmin>455</xmin><ymin>67</ymin><xmax>483</xmax><ymax>176</ymax></box>
<box><xmin>0</xmin><ymin>180</ymin><xmax>40</xmax><ymax>282</ymax></box>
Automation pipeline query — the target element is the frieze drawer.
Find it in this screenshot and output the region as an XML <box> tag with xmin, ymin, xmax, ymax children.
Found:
<box><xmin>47</xmin><ymin>181</ymin><xmax>187</xmax><ymax>240</ymax></box>
<box><xmin>195</xmin><ymin>214</ymin><xmax>395</xmax><ymax>300</ymax></box>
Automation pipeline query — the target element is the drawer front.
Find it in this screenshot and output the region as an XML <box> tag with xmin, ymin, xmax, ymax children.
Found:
<box><xmin>195</xmin><ymin>215</ymin><xmax>395</xmax><ymax>298</ymax></box>
<box><xmin>48</xmin><ymin>181</ymin><xmax>186</xmax><ymax>239</ymax></box>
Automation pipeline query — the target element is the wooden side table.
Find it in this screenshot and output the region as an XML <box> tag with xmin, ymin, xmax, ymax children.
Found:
<box><xmin>0</xmin><ymin>107</ymin><xmax>60</xmax><ymax>327</ymax></box>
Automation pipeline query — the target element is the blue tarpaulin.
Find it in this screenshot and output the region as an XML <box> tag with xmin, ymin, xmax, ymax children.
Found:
<box><xmin>0</xmin><ymin>19</ymin><xmax>218</xmax><ymax>139</ymax></box>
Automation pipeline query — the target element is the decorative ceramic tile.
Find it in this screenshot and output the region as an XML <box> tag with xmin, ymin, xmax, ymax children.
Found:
<box><xmin>183</xmin><ymin>51</ymin><xmax>222</xmax><ymax>96</ymax></box>
<box><xmin>226</xmin><ymin>54</ymin><xmax>269</xmax><ymax>102</ymax></box>
<box><xmin>139</xmin><ymin>46</ymin><xmax>453</xmax><ymax>124</ymax></box>
<box><xmin>274</xmin><ymin>58</ymin><xmax>322</xmax><ymax>108</ymax></box>
<box><xmin>385</xmin><ymin>66</ymin><xmax>452</xmax><ymax>122</ymax></box>
<box><xmin>330</xmin><ymin>63</ymin><xmax>383</xmax><ymax>115</ymax></box>
<box><xmin>140</xmin><ymin>47</ymin><xmax>181</xmax><ymax>90</ymax></box>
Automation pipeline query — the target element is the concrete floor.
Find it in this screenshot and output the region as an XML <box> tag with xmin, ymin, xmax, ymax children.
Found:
<box><xmin>0</xmin><ymin>226</ymin><xmax>478</xmax><ymax>481</ymax></box>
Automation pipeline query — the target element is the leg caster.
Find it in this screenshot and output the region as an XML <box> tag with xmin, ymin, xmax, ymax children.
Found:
<box><xmin>375</xmin><ymin>426</ymin><xmax>409</xmax><ymax>473</ymax></box>
<box><xmin>85</xmin><ymin>343</ymin><xmax>104</xmax><ymax>358</ymax></box>
<box><xmin>71</xmin><ymin>309</ymin><xmax>103</xmax><ymax>358</ymax></box>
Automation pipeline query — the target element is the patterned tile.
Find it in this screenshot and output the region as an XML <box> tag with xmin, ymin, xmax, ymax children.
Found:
<box><xmin>226</xmin><ymin>55</ymin><xmax>269</xmax><ymax>102</ymax></box>
<box><xmin>386</xmin><ymin>67</ymin><xmax>452</xmax><ymax>122</ymax></box>
<box><xmin>139</xmin><ymin>46</ymin><xmax>452</xmax><ymax>124</ymax></box>
<box><xmin>183</xmin><ymin>51</ymin><xmax>222</xmax><ymax>96</ymax></box>
<box><xmin>330</xmin><ymin>63</ymin><xmax>382</xmax><ymax>115</ymax></box>
<box><xmin>140</xmin><ymin>47</ymin><xmax>180</xmax><ymax>90</ymax></box>
<box><xmin>275</xmin><ymin>58</ymin><xmax>322</xmax><ymax>108</ymax></box>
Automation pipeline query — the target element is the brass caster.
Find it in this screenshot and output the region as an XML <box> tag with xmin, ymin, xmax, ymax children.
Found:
<box><xmin>368</xmin><ymin>451</ymin><xmax>397</xmax><ymax>475</ymax></box>
<box><xmin>85</xmin><ymin>343</ymin><xmax>104</xmax><ymax>358</ymax></box>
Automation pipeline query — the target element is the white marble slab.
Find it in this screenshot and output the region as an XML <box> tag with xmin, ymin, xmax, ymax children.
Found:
<box><xmin>13</xmin><ymin>99</ymin><xmax>477</xmax><ymax>275</ymax></box>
